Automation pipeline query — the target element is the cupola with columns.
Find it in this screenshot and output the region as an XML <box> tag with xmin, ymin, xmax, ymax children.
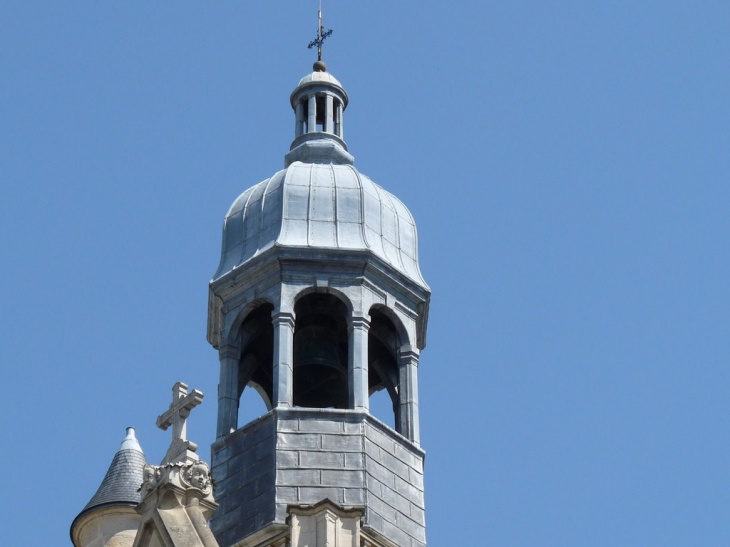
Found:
<box><xmin>207</xmin><ymin>56</ymin><xmax>430</xmax><ymax>547</ymax></box>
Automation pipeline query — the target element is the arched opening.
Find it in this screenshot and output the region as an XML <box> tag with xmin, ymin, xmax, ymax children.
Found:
<box><xmin>368</xmin><ymin>308</ymin><xmax>401</xmax><ymax>431</ymax></box>
<box><xmin>236</xmin><ymin>303</ymin><xmax>274</xmax><ymax>427</ymax></box>
<box><xmin>293</xmin><ymin>293</ymin><xmax>349</xmax><ymax>408</ymax></box>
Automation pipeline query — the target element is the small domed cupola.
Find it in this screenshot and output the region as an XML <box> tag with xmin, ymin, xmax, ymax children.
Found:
<box><xmin>285</xmin><ymin>61</ymin><xmax>353</xmax><ymax>167</ymax></box>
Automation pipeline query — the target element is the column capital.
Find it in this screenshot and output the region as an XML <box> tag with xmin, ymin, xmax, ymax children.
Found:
<box><xmin>348</xmin><ymin>315</ymin><xmax>370</xmax><ymax>332</ymax></box>
<box><xmin>399</xmin><ymin>345</ymin><xmax>420</xmax><ymax>365</ymax></box>
<box><xmin>218</xmin><ymin>343</ymin><xmax>241</xmax><ymax>360</ymax></box>
<box><xmin>271</xmin><ymin>310</ymin><xmax>296</xmax><ymax>329</ymax></box>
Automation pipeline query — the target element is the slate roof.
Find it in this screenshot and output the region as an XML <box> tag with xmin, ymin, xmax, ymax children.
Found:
<box><xmin>76</xmin><ymin>428</ymin><xmax>147</xmax><ymax>519</ymax></box>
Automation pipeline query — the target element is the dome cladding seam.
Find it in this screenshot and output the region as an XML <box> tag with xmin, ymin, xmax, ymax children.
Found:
<box><xmin>374</xmin><ymin>182</ymin><xmax>406</xmax><ymax>274</ymax></box>
<box><xmin>348</xmin><ymin>164</ymin><xmax>370</xmax><ymax>252</ymax></box>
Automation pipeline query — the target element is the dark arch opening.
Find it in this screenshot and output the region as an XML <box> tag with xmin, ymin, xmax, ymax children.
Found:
<box><xmin>236</xmin><ymin>303</ymin><xmax>274</xmax><ymax>426</ymax></box>
<box><xmin>368</xmin><ymin>308</ymin><xmax>401</xmax><ymax>430</ymax></box>
<box><xmin>293</xmin><ymin>293</ymin><xmax>349</xmax><ymax>408</ymax></box>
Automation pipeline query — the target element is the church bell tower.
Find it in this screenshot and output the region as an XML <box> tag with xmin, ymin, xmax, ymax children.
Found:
<box><xmin>207</xmin><ymin>52</ymin><xmax>431</xmax><ymax>547</ymax></box>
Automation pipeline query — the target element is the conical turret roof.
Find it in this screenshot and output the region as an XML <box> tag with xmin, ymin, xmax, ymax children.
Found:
<box><xmin>73</xmin><ymin>427</ymin><xmax>147</xmax><ymax>523</ymax></box>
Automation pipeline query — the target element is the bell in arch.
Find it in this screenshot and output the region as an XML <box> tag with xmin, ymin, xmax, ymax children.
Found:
<box><xmin>292</xmin><ymin>293</ymin><xmax>349</xmax><ymax>409</ymax></box>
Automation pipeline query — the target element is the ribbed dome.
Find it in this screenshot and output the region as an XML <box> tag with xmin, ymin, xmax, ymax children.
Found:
<box><xmin>295</xmin><ymin>70</ymin><xmax>344</xmax><ymax>91</ymax></box>
<box><xmin>214</xmin><ymin>162</ymin><xmax>427</xmax><ymax>288</ymax></box>
<box><xmin>214</xmin><ymin>67</ymin><xmax>427</xmax><ymax>290</ymax></box>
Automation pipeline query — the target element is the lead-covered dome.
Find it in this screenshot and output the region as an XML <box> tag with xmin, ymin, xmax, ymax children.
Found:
<box><xmin>214</xmin><ymin>66</ymin><xmax>427</xmax><ymax>289</ymax></box>
<box><xmin>214</xmin><ymin>162</ymin><xmax>426</xmax><ymax>287</ymax></box>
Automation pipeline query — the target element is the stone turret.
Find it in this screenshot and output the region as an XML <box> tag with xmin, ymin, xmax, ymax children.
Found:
<box><xmin>71</xmin><ymin>428</ymin><xmax>147</xmax><ymax>547</ymax></box>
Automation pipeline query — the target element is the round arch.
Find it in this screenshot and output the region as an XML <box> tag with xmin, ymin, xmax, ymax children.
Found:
<box><xmin>291</xmin><ymin>285</ymin><xmax>354</xmax><ymax>315</ymax></box>
<box><xmin>225</xmin><ymin>297</ymin><xmax>276</xmax><ymax>348</ymax></box>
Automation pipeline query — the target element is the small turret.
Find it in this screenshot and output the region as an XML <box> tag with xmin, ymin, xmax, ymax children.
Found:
<box><xmin>70</xmin><ymin>428</ymin><xmax>147</xmax><ymax>547</ymax></box>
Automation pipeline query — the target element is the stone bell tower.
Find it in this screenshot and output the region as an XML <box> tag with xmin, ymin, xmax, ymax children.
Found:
<box><xmin>207</xmin><ymin>58</ymin><xmax>431</xmax><ymax>547</ymax></box>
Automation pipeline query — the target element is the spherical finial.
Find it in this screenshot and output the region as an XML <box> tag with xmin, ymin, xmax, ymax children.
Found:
<box><xmin>313</xmin><ymin>59</ymin><xmax>327</xmax><ymax>72</ymax></box>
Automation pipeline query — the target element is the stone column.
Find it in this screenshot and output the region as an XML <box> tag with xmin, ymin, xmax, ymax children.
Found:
<box><xmin>325</xmin><ymin>94</ymin><xmax>334</xmax><ymax>134</ymax></box>
<box><xmin>336</xmin><ymin>101</ymin><xmax>344</xmax><ymax>139</ymax></box>
<box><xmin>398</xmin><ymin>345</ymin><xmax>420</xmax><ymax>444</ymax></box>
<box><xmin>216</xmin><ymin>343</ymin><xmax>240</xmax><ymax>440</ymax></box>
<box><xmin>295</xmin><ymin>101</ymin><xmax>305</xmax><ymax>137</ymax></box>
<box><xmin>272</xmin><ymin>310</ymin><xmax>295</xmax><ymax>408</ymax></box>
<box><xmin>307</xmin><ymin>95</ymin><xmax>317</xmax><ymax>134</ymax></box>
<box><xmin>348</xmin><ymin>316</ymin><xmax>370</xmax><ymax>411</ymax></box>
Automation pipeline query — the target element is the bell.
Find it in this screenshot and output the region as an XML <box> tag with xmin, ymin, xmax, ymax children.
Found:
<box><xmin>293</xmin><ymin>324</ymin><xmax>348</xmax><ymax>408</ymax></box>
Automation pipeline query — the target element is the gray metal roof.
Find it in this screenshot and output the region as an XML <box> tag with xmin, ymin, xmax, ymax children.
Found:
<box><xmin>214</xmin><ymin>162</ymin><xmax>427</xmax><ymax>288</ymax></box>
<box><xmin>215</xmin><ymin>67</ymin><xmax>428</xmax><ymax>290</ymax></box>
<box><xmin>77</xmin><ymin>427</ymin><xmax>146</xmax><ymax>516</ymax></box>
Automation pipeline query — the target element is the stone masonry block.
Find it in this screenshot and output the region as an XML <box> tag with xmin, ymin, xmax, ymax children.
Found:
<box><xmin>366</xmin><ymin>474</ymin><xmax>383</xmax><ymax>498</ymax></box>
<box><xmin>364</xmin><ymin>423</ymin><xmax>395</xmax><ymax>453</ymax></box>
<box><xmin>343</xmin><ymin>421</ymin><xmax>363</xmax><ymax>434</ymax></box>
<box><xmin>364</xmin><ymin>438</ymin><xmax>380</xmax><ymax>460</ymax></box>
<box><xmin>213</xmin><ymin>444</ymin><xmax>232</xmax><ymax>465</ymax></box>
<box><xmin>393</xmin><ymin>443</ymin><xmax>422</xmax><ymax>470</ymax></box>
<box><xmin>231</xmin><ymin>469</ymin><xmax>275</xmax><ymax>502</ymax></box>
<box><xmin>367</xmin><ymin>494</ymin><xmax>398</xmax><ymax>524</ymax></box>
<box><xmin>396</xmin><ymin>512</ymin><xmax>426</xmax><ymax>542</ymax></box>
<box><xmin>322</xmin><ymin>433</ymin><xmax>361</xmax><ymax>451</ymax></box>
<box><xmin>209</xmin><ymin>503</ymin><xmax>240</xmax><ymax>534</ymax></box>
<box><xmin>228</xmin><ymin>417</ymin><xmax>275</xmax><ymax>453</ymax></box>
<box><xmin>278</xmin><ymin>432</ymin><xmax>321</xmax><ymax>450</ymax></box>
<box><xmin>299</xmin><ymin>450</ymin><xmax>345</xmax><ymax>469</ymax></box>
<box><xmin>276</xmin><ymin>486</ymin><xmax>298</xmax><ymax>501</ymax></box>
<box><xmin>394</xmin><ymin>475</ymin><xmax>424</xmax><ymax>508</ymax></box>
<box><xmin>344</xmin><ymin>487</ymin><xmax>365</xmax><ymax>505</ymax></box>
<box><xmin>379</xmin><ymin>518</ymin><xmax>414</xmax><ymax>547</ymax></box>
<box><xmin>409</xmin><ymin>467</ymin><xmax>424</xmax><ymax>490</ymax></box>
<box><xmin>277</xmin><ymin>418</ymin><xmax>299</xmax><ymax>432</ymax></box>
<box><xmin>276</xmin><ymin>450</ymin><xmax>299</xmax><ymax>468</ymax></box>
<box><xmin>277</xmin><ymin>468</ymin><xmax>321</xmax><ymax>486</ymax></box>
<box><xmin>297</xmin><ymin>418</ymin><xmax>344</xmax><ymax>434</ymax></box>
<box><xmin>379</xmin><ymin>484</ymin><xmax>411</xmax><ymax>515</ymax></box>
<box><xmin>378</xmin><ymin>450</ymin><xmax>410</xmax><ymax>480</ymax></box>
<box><xmin>298</xmin><ymin>486</ymin><xmax>344</xmax><ymax>505</ymax></box>
<box><xmin>366</xmin><ymin>510</ymin><xmax>384</xmax><ymax>530</ymax></box>
<box><xmin>229</xmin><ymin>443</ymin><xmax>274</xmax><ymax>474</ymax></box>
<box><xmin>410</xmin><ymin>503</ymin><xmax>426</xmax><ymax>526</ymax></box>
<box><xmin>228</xmin><ymin>451</ymin><xmax>275</xmax><ymax>489</ymax></box>
<box><xmin>365</xmin><ymin>457</ymin><xmax>396</xmax><ymax>489</ymax></box>
<box><xmin>321</xmin><ymin>469</ymin><xmax>364</xmax><ymax>487</ymax></box>
<box><xmin>344</xmin><ymin>452</ymin><xmax>363</xmax><ymax>469</ymax></box>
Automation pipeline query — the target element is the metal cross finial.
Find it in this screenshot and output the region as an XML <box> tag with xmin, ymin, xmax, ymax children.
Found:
<box><xmin>307</xmin><ymin>0</ymin><xmax>333</xmax><ymax>61</ymax></box>
<box><xmin>156</xmin><ymin>381</ymin><xmax>204</xmax><ymax>464</ymax></box>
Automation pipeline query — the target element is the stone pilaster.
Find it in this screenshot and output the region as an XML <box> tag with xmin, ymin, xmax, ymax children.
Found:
<box><xmin>272</xmin><ymin>310</ymin><xmax>295</xmax><ymax>408</ymax></box>
<box><xmin>348</xmin><ymin>316</ymin><xmax>370</xmax><ymax>411</ymax></box>
<box><xmin>217</xmin><ymin>343</ymin><xmax>240</xmax><ymax>440</ymax></box>
<box><xmin>398</xmin><ymin>346</ymin><xmax>421</xmax><ymax>445</ymax></box>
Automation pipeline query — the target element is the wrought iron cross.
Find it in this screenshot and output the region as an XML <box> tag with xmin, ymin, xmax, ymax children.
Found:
<box><xmin>307</xmin><ymin>0</ymin><xmax>333</xmax><ymax>61</ymax></box>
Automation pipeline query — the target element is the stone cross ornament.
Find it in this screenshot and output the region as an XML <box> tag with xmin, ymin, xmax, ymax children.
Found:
<box><xmin>156</xmin><ymin>381</ymin><xmax>204</xmax><ymax>464</ymax></box>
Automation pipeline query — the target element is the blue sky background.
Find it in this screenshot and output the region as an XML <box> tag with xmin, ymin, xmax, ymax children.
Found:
<box><xmin>1</xmin><ymin>2</ymin><xmax>729</xmax><ymax>545</ymax></box>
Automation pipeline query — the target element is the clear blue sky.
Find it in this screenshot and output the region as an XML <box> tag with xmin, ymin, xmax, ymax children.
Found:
<box><xmin>1</xmin><ymin>2</ymin><xmax>728</xmax><ymax>545</ymax></box>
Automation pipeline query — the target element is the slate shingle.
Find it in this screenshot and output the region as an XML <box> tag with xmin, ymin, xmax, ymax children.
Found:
<box><xmin>78</xmin><ymin>428</ymin><xmax>147</xmax><ymax>515</ymax></box>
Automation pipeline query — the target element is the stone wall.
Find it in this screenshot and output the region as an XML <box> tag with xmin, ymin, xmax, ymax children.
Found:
<box><xmin>211</xmin><ymin>414</ymin><xmax>277</xmax><ymax>546</ymax></box>
<box><xmin>210</xmin><ymin>409</ymin><xmax>426</xmax><ymax>547</ymax></box>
